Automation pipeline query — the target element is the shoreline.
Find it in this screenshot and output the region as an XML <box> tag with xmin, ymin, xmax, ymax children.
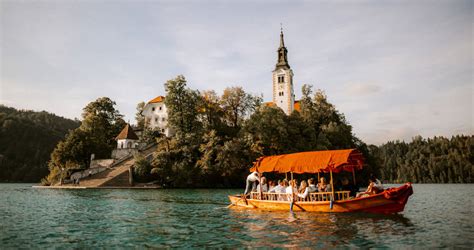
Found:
<box><xmin>31</xmin><ymin>185</ymin><xmax>162</xmax><ymax>189</ymax></box>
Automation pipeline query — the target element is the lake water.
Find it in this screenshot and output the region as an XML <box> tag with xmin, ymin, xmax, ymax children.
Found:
<box><xmin>0</xmin><ymin>184</ymin><xmax>473</xmax><ymax>248</ymax></box>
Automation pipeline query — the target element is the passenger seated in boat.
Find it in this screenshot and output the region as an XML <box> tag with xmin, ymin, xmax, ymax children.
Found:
<box><xmin>341</xmin><ymin>177</ymin><xmax>357</xmax><ymax>197</ymax></box>
<box><xmin>275</xmin><ymin>180</ymin><xmax>288</xmax><ymax>201</ymax></box>
<box><xmin>356</xmin><ymin>176</ymin><xmax>381</xmax><ymax>198</ymax></box>
<box><xmin>371</xmin><ymin>174</ymin><xmax>384</xmax><ymax>191</ymax></box>
<box><xmin>298</xmin><ymin>180</ymin><xmax>308</xmax><ymax>194</ymax></box>
<box><xmin>268</xmin><ymin>180</ymin><xmax>276</xmax><ymax>191</ymax></box>
<box><xmin>297</xmin><ymin>178</ymin><xmax>317</xmax><ymax>200</ymax></box>
<box><xmin>244</xmin><ymin>171</ymin><xmax>260</xmax><ymax>195</ymax></box>
<box><xmin>285</xmin><ymin>179</ymin><xmax>298</xmax><ymax>201</ymax></box>
<box><xmin>269</xmin><ymin>180</ymin><xmax>282</xmax><ymax>193</ymax></box>
<box><xmin>256</xmin><ymin>177</ymin><xmax>268</xmax><ymax>192</ymax></box>
<box><xmin>317</xmin><ymin>177</ymin><xmax>329</xmax><ymax>192</ymax></box>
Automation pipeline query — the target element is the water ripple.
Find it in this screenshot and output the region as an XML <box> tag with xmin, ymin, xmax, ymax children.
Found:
<box><xmin>0</xmin><ymin>184</ymin><xmax>473</xmax><ymax>248</ymax></box>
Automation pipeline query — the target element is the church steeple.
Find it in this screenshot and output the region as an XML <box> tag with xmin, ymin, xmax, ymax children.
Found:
<box><xmin>272</xmin><ymin>26</ymin><xmax>295</xmax><ymax>115</ymax></box>
<box><xmin>276</xmin><ymin>27</ymin><xmax>290</xmax><ymax>70</ymax></box>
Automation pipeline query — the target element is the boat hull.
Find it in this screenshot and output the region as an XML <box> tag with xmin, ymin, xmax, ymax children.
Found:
<box><xmin>228</xmin><ymin>183</ymin><xmax>413</xmax><ymax>214</ymax></box>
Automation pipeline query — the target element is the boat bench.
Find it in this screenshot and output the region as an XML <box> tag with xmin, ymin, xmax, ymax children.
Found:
<box><xmin>250</xmin><ymin>191</ymin><xmax>350</xmax><ymax>202</ymax></box>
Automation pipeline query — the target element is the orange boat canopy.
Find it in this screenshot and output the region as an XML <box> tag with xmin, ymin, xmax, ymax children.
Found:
<box><xmin>250</xmin><ymin>149</ymin><xmax>364</xmax><ymax>174</ymax></box>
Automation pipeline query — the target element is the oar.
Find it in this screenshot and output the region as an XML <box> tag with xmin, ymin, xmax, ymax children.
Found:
<box><xmin>227</xmin><ymin>197</ymin><xmax>242</xmax><ymax>208</ymax></box>
<box><xmin>226</xmin><ymin>194</ymin><xmax>247</xmax><ymax>208</ymax></box>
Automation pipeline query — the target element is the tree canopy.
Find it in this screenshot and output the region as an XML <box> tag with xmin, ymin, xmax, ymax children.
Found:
<box><xmin>44</xmin><ymin>97</ymin><xmax>125</xmax><ymax>185</ymax></box>
<box><xmin>0</xmin><ymin>105</ymin><xmax>80</xmax><ymax>182</ymax></box>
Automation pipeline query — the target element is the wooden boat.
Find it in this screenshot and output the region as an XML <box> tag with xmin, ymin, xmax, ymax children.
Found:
<box><xmin>228</xmin><ymin>149</ymin><xmax>413</xmax><ymax>214</ymax></box>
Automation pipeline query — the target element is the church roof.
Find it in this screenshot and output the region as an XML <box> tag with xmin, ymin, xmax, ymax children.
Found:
<box><xmin>148</xmin><ymin>96</ymin><xmax>165</xmax><ymax>104</ymax></box>
<box><xmin>275</xmin><ymin>29</ymin><xmax>290</xmax><ymax>70</ymax></box>
<box><xmin>294</xmin><ymin>100</ymin><xmax>301</xmax><ymax>112</ymax></box>
<box><xmin>115</xmin><ymin>123</ymin><xmax>139</xmax><ymax>140</ymax></box>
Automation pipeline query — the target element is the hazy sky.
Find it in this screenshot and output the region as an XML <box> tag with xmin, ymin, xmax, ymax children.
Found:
<box><xmin>1</xmin><ymin>0</ymin><xmax>472</xmax><ymax>145</ymax></box>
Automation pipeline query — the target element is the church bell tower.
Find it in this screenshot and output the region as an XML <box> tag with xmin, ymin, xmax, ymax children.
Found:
<box><xmin>272</xmin><ymin>27</ymin><xmax>295</xmax><ymax>115</ymax></box>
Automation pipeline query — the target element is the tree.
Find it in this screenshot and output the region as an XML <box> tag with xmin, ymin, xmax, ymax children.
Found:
<box><xmin>243</xmin><ymin>106</ymin><xmax>289</xmax><ymax>156</ymax></box>
<box><xmin>165</xmin><ymin>75</ymin><xmax>202</xmax><ymax>137</ymax></box>
<box><xmin>135</xmin><ymin>101</ymin><xmax>146</xmax><ymax>129</ymax></box>
<box><xmin>199</xmin><ymin>90</ymin><xmax>225</xmax><ymax>133</ymax></box>
<box><xmin>44</xmin><ymin>97</ymin><xmax>125</xmax><ymax>185</ymax></box>
<box><xmin>220</xmin><ymin>87</ymin><xmax>254</xmax><ymax>131</ymax></box>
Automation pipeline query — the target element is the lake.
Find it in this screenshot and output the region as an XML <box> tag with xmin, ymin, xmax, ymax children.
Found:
<box><xmin>0</xmin><ymin>184</ymin><xmax>473</xmax><ymax>248</ymax></box>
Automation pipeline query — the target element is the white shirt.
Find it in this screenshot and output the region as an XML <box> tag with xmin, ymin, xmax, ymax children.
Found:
<box><xmin>257</xmin><ymin>184</ymin><xmax>268</xmax><ymax>192</ymax></box>
<box><xmin>374</xmin><ymin>179</ymin><xmax>384</xmax><ymax>189</ymax></box>
<box><xmin>270</xmin><ymin>185</ymin><xmax>286</xmax><ymax>193</ymax></box>
<box><xmin>297</xmin><ymin>184</ymin><xmax>317</xmax><ymax>199</ymax></box>
<box><xmin>247</xmin><ymin>171</ymin><xmax>259</xmax><ymax>182</ymax></box>
<box><xmin>285</xmin><ymin>186</ymin><xmax>297</xmax><ymax>194</ymax></box>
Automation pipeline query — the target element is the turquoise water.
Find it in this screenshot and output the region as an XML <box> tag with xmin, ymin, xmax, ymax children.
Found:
<box><xmin>0</xmin><ymin>184</ymin><xmax>473</xmax><ymax>248</ymax></box>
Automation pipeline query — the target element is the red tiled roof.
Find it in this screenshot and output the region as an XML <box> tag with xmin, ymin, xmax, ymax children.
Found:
<box><xmin>264</xmin><ymin>102</ymin><xmax>276</xmax><ymax>107</ymax></box>
<box><xmin>148</xmin><ymin>96</ymin><xmax>165</xmax><ymax>104</ymax></box>
<box><xmin>294</xmin><ymin>100</ymin><xmax>301</xmax><ymax>112</ymax></box>
<box><xmin>263</xmin><ymin>100</ymin><xmax>301</xmax><ymax>112</ymax></box>
<box><xmin>115</xmin><ymin>124</ymin><xmax>139</xmax><ymax>140</ymax></box>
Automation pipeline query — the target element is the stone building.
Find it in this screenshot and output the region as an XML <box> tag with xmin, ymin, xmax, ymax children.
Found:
<box><xmin>112</xmin><ymin>123</ymin><xmax>139</xmax><ymax>159</ymax></box>
<box><xmin>141</xmin><ymin>96</ymin><xmax>173</xmax><ymax>137</ymax></box>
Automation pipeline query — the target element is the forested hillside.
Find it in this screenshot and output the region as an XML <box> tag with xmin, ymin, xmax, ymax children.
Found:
<box><xmin>370</xmin><ymin>135</ymin><xmax>473</xmax><ymax>183</ymax></box>
<box><xmin>0</xmin><ymin>105</ymin><xmax>80</xmax><ymax>182</ymax></box>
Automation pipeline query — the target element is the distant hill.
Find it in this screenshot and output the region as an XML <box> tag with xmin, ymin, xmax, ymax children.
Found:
<box><xmin>0</xmin><ymin>105</ymin><xmax>80</xmax><ymax>182</ymax></box>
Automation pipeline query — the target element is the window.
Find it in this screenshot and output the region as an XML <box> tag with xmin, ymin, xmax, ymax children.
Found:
<box><xmin>278</xmin><ymin>76</ymin><xmax>285</xmax><ymax>83</ymax></box>
<box><xmin>161</xmin><ymin>129</ymin><xmax>165</xmax><ymax>133</ymax></box>
<box><xmin>155</xmin><ymin>118</ymin><xmax>158</xmax><ymax>122</ymax></box>
<box><xmin>159</xmin><ymin>107</ymin><xmax>162</xmax><ymax>111</ymax></box>
<box><xmin>162</xmin><ymin>117</ymin><xmax>165</xmax><ymax>121</ymax></box>
<box><xmin>152</xmin><ymin>107</ymin><xmax>155</xmax><ymax>111</ymax></box>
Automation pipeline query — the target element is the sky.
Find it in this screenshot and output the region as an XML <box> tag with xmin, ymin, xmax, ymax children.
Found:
<box><xmin>1</xmin><ymin>0</ymin><xmax>472</xmax><ymax>145</ymax></box>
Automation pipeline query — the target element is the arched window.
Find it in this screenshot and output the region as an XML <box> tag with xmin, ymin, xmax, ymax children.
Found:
<box><xmin>120</xmin><ymin>142</ymin><xmax>124</xmax><ymax>149</ymax></box>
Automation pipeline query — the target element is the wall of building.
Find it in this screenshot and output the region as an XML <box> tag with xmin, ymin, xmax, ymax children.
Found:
<box><xmin>111</xmin><ymin>148</ymin><xmax>138</xmax><ymax>160</ymax></box>
<box><xmin>272</xmin><ymin>68</ymin><xmax>295</xmax><ymax>115</ymax></box>
<box><xmin>142</xmin><ymin>102</ymin><xmax>173</xmax><ymax>137</ymax></box>
<box><xmin>117</xmin><ymin>139</ymin><xmax>138</xmax><ymax>149</ymax></box>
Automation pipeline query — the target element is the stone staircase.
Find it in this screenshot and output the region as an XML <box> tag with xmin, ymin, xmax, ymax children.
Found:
<box><xmin>74</xmin><ymin>144</ymin><xmax>157</xmax><ymax>188</ymax></box>
<box><xmin>78</xmin><ymin>158</ymin><xmax>134</xmax><ymax>187</ymax></box>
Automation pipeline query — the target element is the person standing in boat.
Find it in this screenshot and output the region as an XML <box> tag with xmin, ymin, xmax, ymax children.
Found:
<box><xmin>244</xmin><ymin>171</ymin><xmax>261</xmax><ymax>195</ymax></box>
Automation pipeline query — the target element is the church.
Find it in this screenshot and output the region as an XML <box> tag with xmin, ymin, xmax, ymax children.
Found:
<box><xmin>137</xmin><ymin>29</ymin><xmax>300</xmax><ymax>139</ymax></box>
<box><xmin>265</xmin><ymin>29</ymin><xmax>301</xmax><ymax>115</ymax></box>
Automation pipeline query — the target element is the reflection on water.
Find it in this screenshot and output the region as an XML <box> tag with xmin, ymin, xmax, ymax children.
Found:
<box><xmin>0</xmin><ymin>184</ymin><xmax>472</xmax><ymax>248</ymax></box>
<box><xmin>226</xmin><ymin>208</ymin><xmax>416</xmax><ymax>248</ymax></box>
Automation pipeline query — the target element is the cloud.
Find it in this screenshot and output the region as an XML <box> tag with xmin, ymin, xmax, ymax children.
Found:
<box><xmin>345</xmin><ymin>83</ymin><xmax>382</xmax><ymax>96</ymax></box>
<box><xmin>1</xmin><ymin>0</ymin><xmax>472</xmax><ymax>145</ymax></box>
